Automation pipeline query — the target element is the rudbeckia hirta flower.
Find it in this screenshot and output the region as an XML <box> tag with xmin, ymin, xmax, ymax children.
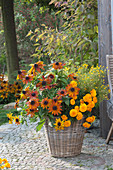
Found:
<box><xmin>27</xmin><ymin>98</ymin><xmax>39</xmax><ymax>109</ymax></box>
<box><xmin>14</xmin><ymin>116</ymin><xmax>20</xmax><ymax>125</ymax></box>
<box><xmin>80</xmin><ymin>103</ymin><xmax>87</xmax><ymax>112</ymax></box>
<box><xmin>54</xmin><ymin>118</ymin><xmax>64</xmax><ymax>131</ymax></box>
<box><xmin>52</xmin><ymin>62</ymin><xmax>65</xmax><ymax>70</ymax></box>
<box><xmin>17</xmin><ymin>70</ymin><xmax>26</xmax><ymax>80</ymax></box>
<box><xmin>66</xmin><ymin>84</ymin><xmax>80</xmax><ymax>99</ymax></box>
<box><xmin>41</xmin><ymin>98</ymin><xmax>50</xmax><ymax>109</ymax></box>
<box><xmin>23</xmin><ymin>75</ymin><xmax>33</xmax><ymax>84</ymax></box>
<box><xmin>30</xmin><ymin>61</ymin><xmax>45</xmax><ymax>73</ymax></box>
<box><xmin>7</xmin><ymin>113</ymin><xmax>13</xmax><ymax>124</ymax></box>
<box><xmin>57</xmin><ymin>89</ymin><xmax>67</xmax><ymax>96</ymax></box>
<box><xmin>70</xmin><ymin>80</ymin><xmax>77</xmax><ymax>87</ymax></box>
<box><xmin>48</xmin><ymin>102</ymin><xmax>62</xmax><ymax>115</ymax></box>
<box><xmin>69</xmin><ymin>109</ymin><xmax>78</xmax><ymax>117</ymax></box>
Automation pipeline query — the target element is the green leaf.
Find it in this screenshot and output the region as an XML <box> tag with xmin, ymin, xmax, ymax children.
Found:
<box><xmin>65</xmin><ymin>98</ymin><xmax>70</xmax><ymax>106</ymax></box>
<box><xmin>36</xmin><ymin>119</ymin><xmax>45</xmax><ymax>132</ymax></box>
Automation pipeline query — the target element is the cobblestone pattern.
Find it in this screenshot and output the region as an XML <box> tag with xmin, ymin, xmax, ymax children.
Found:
<box><xmin>0</xmin><ymin>120</ymin><xmax>113</xmax><ymax>170</ymax></box>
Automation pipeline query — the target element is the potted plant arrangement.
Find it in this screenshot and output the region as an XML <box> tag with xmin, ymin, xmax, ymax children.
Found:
<box><xmin>7</xmin><ymin>61</ymin><xmax>109</xmax><ymax>157</ymax></box>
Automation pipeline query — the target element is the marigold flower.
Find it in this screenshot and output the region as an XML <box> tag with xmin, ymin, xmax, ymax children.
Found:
<box><xmin>76</xmin><ymin>112</ymin><xmax>83</xmax><ymax>120</ymax></box>
<box><xmin>83</xmin><ymin>94</ymin><xmax>92</xmax><ymax>103</ymax></box>
<box><xmin>70</xmin><ymin>99</ymin><xmax>75</xmax><ymax>105</ymax></box>
<box><xmin>88</xmin><ymin>101</ymin><xmax>95</xmax><ymax>109</ymax></box>
<box><xmin>54</xmin><ymin>118</ymin><xmax>64</xmax><ymax>131</ymax></box>
<box><xmin>93</xmin><ymin>97</ymin><xmax>97</xmax><ymax>103</ymax></box>
<box><xmin>64</xmin><ymin>120</ymin><xmax>71</xmax><ymax>127</ymax></box>
<box><xmin>69</xmin><ymin>109</ymin><xmax>78</xmax><ymax>117</ymax></box>
<box><xmin>61</xmin><ymin>115</ymin><xmax>68</xmax><ymax>121</ymax></box>
<box><xmin>2</xmin><ymin>158</ymin><xmax>8</xmax><ymax>164</ymax></box>
<box><xmin>80</xmin><ymin>103</ymin><xmax>87</xmax><ymax>112</ymax></box>
<box><xmin>74</xmin><ymin>106</ymin><xmax>79</xmax><ymax>112</ymax></box>
<box><xmin>70</xmin><ymin>80</ymin><xmax>77</xmax><ymax>87</ymax></box>
<box><xmin>90</xmin><ymin>89</ymin><xmax>97</xmax><ymax>97</ymax></box>
<box><xmin>4</xmin><ymin>163</ymin><xmax>11</xmax><ymax>168</ymax></box>
<box><xmin>83</xmin><ymin>122</ymin><xmax>91</xmax><ymax>128</ymax></box>
<box><xmin>0</xmin><ymin>165</ymin><xmax>5</xmax><ymax>169</ymax></box>
<box><xmin>0</xmin><ymin>158</ymin><xmax>2</xmax><ymax>164</ymax></box>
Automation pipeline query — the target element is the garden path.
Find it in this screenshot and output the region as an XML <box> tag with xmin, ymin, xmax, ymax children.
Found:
<box><xmin>0</xmin><ymin>119</ymin><xmax>113</xmax><ymax>170</ymax></box>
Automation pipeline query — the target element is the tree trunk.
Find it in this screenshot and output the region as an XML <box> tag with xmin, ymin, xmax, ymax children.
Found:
<box><xmin>1</xmin><ymin>0</ymin><xmax>19</xmax><ymax>81</ymax></box>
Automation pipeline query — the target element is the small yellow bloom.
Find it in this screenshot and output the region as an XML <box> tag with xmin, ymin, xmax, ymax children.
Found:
<box><xmin>64</xmin><ymin>120</ymin><xmax>71</xmax><ymax>127</ymax></box>
<box><xmin>69</xmin><ymin>109</ymin><xmax>78</xmax><ymax>117</ymax></box>
<box><xmin>76</xmin><ymin>112</ymin><xmax>83</xmax><ymax>120</ymax></box>
<box><xmin>0</xmin><ymin>158</ymin><xmax>2</xmax><ymax>164</ymax></box>
<box><xmin>2</xmin><ymin>158</ymin><xmax>8</xmax><ymax>164</ymax></box>
<box><xmin>80</xmin><ymin>103</ymin><xmax>87</xmax><ymax>112</ymax></box>
<box><xmin>70</xmin><ymin>81</ymin><xmax>77</xmax><ymax>87</ymax></box>
<box><xmin>4</xmin><ymin>163</ymin><xmax>11</xmax><ymax>168</ymax></box>
<box><xmin>61</xmin><ymin>115</ymin><xmax>68</xmax><ymax>121</ymax></box>
<box><xmin>70</xmin><ymin>99</ymin><xmax>75</xmax><ymax>105</ymax></box>
<box><xmin>90</xmin><ymin>89</ymin><xmax>97</xmax><ymax>97</ymax></box>
<box><xmin>83</xmin><ymin>122</ymin><xmax>91</xmax><ymax>128</ymax></box>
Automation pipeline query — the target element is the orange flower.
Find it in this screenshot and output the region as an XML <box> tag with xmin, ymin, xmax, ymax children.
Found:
<box><xmin>41</xmin><ymin>98</ymin><xmax>50</xmax><ymax>109</ymax></box>
<box><xmin>23</xmin><ymin>75</ymin><xmax>33</xmax><ymax>84</ymax></box>
<box><xmin>48</xmin><ymin>102</ymin><xmax>62</xmax><ymax>115</ymax></box>
<box><xmin>70</xmin><ymin>80</ymin><xmax>77</xmax><ymax>87</ymax></box>
<box><xmin>66</xmin><ymin>84</ymin><xmax>80</xmax><ymax>99</ymax></box>
<box><xmin>70</xmin><ymin>99</ymin><xmax>75</xmax><ymax>105</ymax></box>
<box><xmin>57</xmin><ymin>89</ymin><xmax>67</xmax><ymax>96</ymax></box>
<box><xmin>27</xmin><ymin>98</ymin><xmax>39</xmax><ymax>109</ymax></box>
<box><xmin>86</xmin><ymin>116</ymin><xmax>95</xmax><ymax>123</ymax></box>
<box><xmin>4</xmin><ymin>163</ymin><xmax>11</xmax><ymax>168</ymax></box>
<box><xmin>93</xmin><ymin>97</ymin><xmax>97</xmax><ymax>103</ymax></box>
<box><xmin>74</xmin><ymin>106</ymin><xmax>79</xmax><ymax>112</ymax></box>
<box><xmin>88</xmin><ymin>101</ymin><xmax>95</xmax><ymax>109</ymax></box>
<box><xmin>83</xmin><ymin>122</ymin><xmax>91</xmax><ymax>128</ymax></box>
<box><xmin>68</xmin><ymin>73</ymin><xmax>77</xmax><ymax>80</ymax></box>
<box><xmin>90</xmin><ymin>89</ymin><xmax>97</xmax><ymax>97</ymax></box>
<box><xmin>52</xmin><ymin>62</ymin><xmax>65</xmax><ymax>70</ymax></box>
<box><xmin>69</xmin><ymin>109</ymin><xmax>78</xmax><ymax>117</ymax></box>
<box><xmin>26</xmin><ymin>108</ymin><xmax>37</xmax><ymax>117</ymax></box>
<box><xmin>80</xmin><ymin>103</ymin><xmax>87</xmax><ymax>112</ymax></box>
<box><xmin>64</xmin><ymin>120</ymin><xmax>71</xmax><ymax>127</ymax></box>
<box><xmin>83</xmin><ymin>94</ymin><xmax>92</xmax><ymax>103</ymax></box>
<box><xmin>17</xmin><ymin>70</ymin><xmax>26</xmax><ymax>80</ymax></box>
<box><xmin>14</xmin><ymin>116</ymin><xmax>20</xmax><ymax>125</ymax></box>
<box><xmin>61</xmin><ymin>115</ymin><xmax>68</xmax><ymax>121</ymax></box>
<box><xmin>76</xmin><ymin>112</ymin><xmax>83</xmax><ymax>120</ymax></box>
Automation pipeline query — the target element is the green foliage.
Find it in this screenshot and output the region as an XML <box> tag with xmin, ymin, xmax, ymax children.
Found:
<box><xmin>28</xmin><ymin>0</ymin><xmax>98</xmax><ymax>67</ymax></box>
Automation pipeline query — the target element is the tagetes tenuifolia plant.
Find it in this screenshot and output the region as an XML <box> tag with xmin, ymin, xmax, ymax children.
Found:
<box><xmin>10</xmin><ymin>61</ymin><xmax>109</xmax><ymax>131</ymax></box>
<box><xmin>0</xmin><ymin>158</ymin><xmax>11</xmax><ymax>169</ymax></box>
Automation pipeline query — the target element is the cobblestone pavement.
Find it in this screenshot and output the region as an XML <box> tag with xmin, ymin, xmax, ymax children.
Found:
<box><xmin>0</xmin><ymin>120</ymin><xmax>113</xmax><ymax>170</ymax></box>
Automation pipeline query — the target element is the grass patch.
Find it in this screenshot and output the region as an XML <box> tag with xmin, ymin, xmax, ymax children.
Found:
<box><xmin>0</xmin><ymin>104</ymin><xmax>20</xmax><ymax>126</ymax></box>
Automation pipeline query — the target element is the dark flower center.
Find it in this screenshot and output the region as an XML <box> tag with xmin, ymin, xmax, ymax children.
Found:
<box><xmin>54</xmin><ymin>99</ymin><xmax>57</xmax><ymax>102</ymax></box>
<box><xmin>3</xmin><ymin>81</ymin><xmax>6</xmax><ymax>84</ymax></box>
<box><xmin>8</xmin><ymin>118</ymin><xmax>10</xmax><ymax>120</ymax></box>
<box><xmin>16</xmin><ymin>118</ymin><xmax>19</xmax><ymax>122</ymax></box>
<box><xmin>61</xmin><ymin>91</ymin><xmax>64</xmax><ymax>94</ymax></box>
<box><xmin>18</xmin><ymin>70</ymin><xmax>22</xmax><ymax>75</ymax></box>
<box><xmin>44</xmin><ymin>101</ymin><xmax>48</xmax><ymax>105</ymax></box>
<box><xmin>55</xmin><ymin>62</ymin><xmax>59</xmax><ymax>65</ymax></box>
<box><xmin>58</xmin><ymin>122</ymin><xmax>61</xmax><ymax>126</ymax></box>
<box><xmin>34</xmin><ymin>64</ymin><xmax>38</xmax><ymax>68</ymax></box>
<box><xmin>25</xmin><ymin>76</ymin><xmax>30</xmax><ymax>80</ymax></box>
<box><xmin>53</xmin><ymin>106</ymin><xmax>57</xmax><ymax>110</ymax></box>
<box><xmin>49</xmin><ymin>75</ymin><xmax>54</xmax><ymax>79</ymax></box>
<box><xmin>17</xmin><ymin>90</ymin><xmax>21</xmax><ymax>93</ymax></box>
<box><xmin>18</xmin><ymin>85</ymin><xmax>21</xmax><ymax>89</ymax></box>
<box><xmin>1</xmin><ymin>86</ymin><xmax>3</xmax><ymax>89</ymax></box>
<box><xmin>73</xmin><ymin>76</ymin><xmax>77</xmax><ymax>79</ymax></box>
<box><xmin>30</xmin><ymin>109</ymin><xmax>34</xmax><ymax>112</ymax></box>
<box><xmin>70</xmin><ymin>87</ymin><xmax>75</xmax><ymax>92</ymax></box>
<box><xmin>31</xmin><ymin>100</ymin><xmax>35</xmax><ymax>105</ymax></box>
<box><xmin>42</xmin><ymin>81</ymin><xmax>46</xmax><ymax>86</ymax></box>
<box><xmin>31</xmin><ymin>93</ymin><xmax>36</xmax><ymax>97</ymax></box>
<box><xmin>22</xmin><ymin>90</ymin><xmax>26</xmax><ymax>94</ymax></box>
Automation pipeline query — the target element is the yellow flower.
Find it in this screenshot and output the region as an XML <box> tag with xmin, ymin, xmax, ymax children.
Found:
<box><xmin>80</xmin><ymin>103</ymin><xmax>87</xmax><ymax>112</ymax></box>
<box><xmin>83</xmin><ymin>94</ymin><xmax>92</xmax><ymax>103</ymax></box>
<box><xmin>70</xmin><ymin>80</ymin><xmax>77</xmax><ymax>87</ymax></box>
<box><xmin>93</xmin><ymin>97</ymin><xmax>97</xmax><ymax>103</ymax></box>
<box><xmin>76</xmin><ymin>112</ymin><xmax>83</xmax><ymax>120</ymax></box>
<box><xmin>0</xmin><ymin>158</ymin><xmax>2</xmax><ymax>164</ymax></box>
<box><xmin>4</xmin><ymin>163</ymin><xmax>11</xmax><ymax>168</ymax></box>
<box><xmin>88</xmin><ymin>101</ymin><xmax>95</xmax><ymax>109</ymax></box>
<box><xmin>54</xmin><ymin>118</ymin><xmax>64</xmax><ymax>131</ymax></box>
<box><xmin>0</xmin><ymin>165</ymin><xmax>5</xmax><ymax>169</ymax></box>
<box><xmin>90</xmin><ymin>89</ymin><xmax>97</xmax><ymax>97</ymax></box>
<box><xmin>83</xmin><ymin>122</ymin><xmax>91</xmax><ymax>128</ymax></box>
<box><xmin>64</xmin><ymin>120</ymin><xmax>71</xmax><ymax>127</ymax></box>
<box><xmin>74</xmin><ymin>106</ymin><xmax>79</xmax><ymax>112</ymax></box>
<box><xmin>69</xmin><ymin>109</ymin><xmax>78</xmax><ymax>117</ymax></box>
<box><xmin>7</xmin><ymin>113</ymin><xmax>13</xmax><ymax>124</ymax></box>
<box><xmin>2</xmin><ymin>158</ymin><xmax>8</xmax><ymax>164</ymax></box>
<box><xmin>70</xmin><ymin>99</ymin><xmax>75</xmax><ymax>105</ymax></box>
<box><xmin>61</xmin><ymin>115</ymin><xmax>68</xmax><ymax>121</ymax></box>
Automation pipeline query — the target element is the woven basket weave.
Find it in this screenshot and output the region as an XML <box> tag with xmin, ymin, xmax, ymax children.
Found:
<box><xmin>44</xmin><ymin>119</ymin><xmax>85</xmax><ymax>157</ymax></box>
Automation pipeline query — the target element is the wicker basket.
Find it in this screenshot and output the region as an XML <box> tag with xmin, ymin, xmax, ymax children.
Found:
<box><xmin>44</xmin><ymin>119</ymin><xmax>85</xmax><ymax>157</ymax></box>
